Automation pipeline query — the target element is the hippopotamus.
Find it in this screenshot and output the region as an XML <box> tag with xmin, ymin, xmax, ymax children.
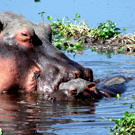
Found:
<box><xmin>53</xmin><ymin>76</ymin><xmax>127</xmax><ymax>101</ymax></box>
<box><xmin>0</xmin><ymin>12</ymin><xmax>127</xmax><ymax>101</ymax></box>
<box><xmin>0</xmin><ymin>11</ymin><xmax>93</xmax><ymax>98</ymax></box>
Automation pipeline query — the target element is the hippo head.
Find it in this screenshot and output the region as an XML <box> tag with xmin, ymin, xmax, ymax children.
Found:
<box><xmin>0</xmin><ymin>12</ymin><xmax>93</xmax><ymax>99</ymax></box>
<box><xmin>48</xmin><ymin>78</ymin><xmax>103</xmax><ymax>101</ymax></box>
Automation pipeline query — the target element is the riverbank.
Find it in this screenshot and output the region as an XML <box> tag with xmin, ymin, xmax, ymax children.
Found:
<box><xmin>42</xmin><ymin>13</ymin><xmax>135</xmax><ymax>54</ymax></box>
<box><xmin>85</xmin><ymin>36</ymin><xmax>135</xmax><ymax>54</ymax></box>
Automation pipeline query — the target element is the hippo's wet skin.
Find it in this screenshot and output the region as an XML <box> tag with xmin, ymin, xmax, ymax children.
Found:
<box><xmin>0</xmin><ymin>11</ymin><xmax>93</xmax><ymax>99</ymax></box>
<box><xmin>56</xmin><ymin>76</ymin><xmax>127</xmax><ymax>101</ymax></box>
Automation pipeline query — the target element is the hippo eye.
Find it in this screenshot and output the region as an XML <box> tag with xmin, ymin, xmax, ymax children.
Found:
<box><xmin>21</xmin><ymin>33</ymin><xmax>28</xmax><ymax>37</ymax></box>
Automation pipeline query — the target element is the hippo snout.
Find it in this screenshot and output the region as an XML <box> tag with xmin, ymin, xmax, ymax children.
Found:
<box><xmin>59</xmin><ymin>78</ymin><xmax>101</xmax><ymax>99</ymax></box>
<box><xmin>68</xmin><ymin>82</ymin><xmax>96</xmax><ymax>96</ymax></box>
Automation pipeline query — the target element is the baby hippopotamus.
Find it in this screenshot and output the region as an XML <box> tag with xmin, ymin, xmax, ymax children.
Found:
<box><xmin>51</xmin><ymin>76</ymin><xmax>127</xmax><ymax>101</ymax></box>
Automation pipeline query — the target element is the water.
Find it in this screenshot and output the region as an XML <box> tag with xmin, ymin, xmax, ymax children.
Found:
<box><xmin>0</xmin><ymin>1</ymin><xmax>135</xmax><ymax>134</ymax></box>
<box><xmin>0</xmin><ymin>49</ymin><xmax>135</xmax><ymax>135</ymax></box>
<box><xmin>1</xmin><ymin>0</ymin><xmax>135</xmax><ymax>33</ymax></box>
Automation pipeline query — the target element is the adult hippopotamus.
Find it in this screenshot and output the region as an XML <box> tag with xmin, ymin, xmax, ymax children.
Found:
<box><xmin>0</xmin><ymin>11</ymin><xmax>93</xmax><ymax>99</ymax></box>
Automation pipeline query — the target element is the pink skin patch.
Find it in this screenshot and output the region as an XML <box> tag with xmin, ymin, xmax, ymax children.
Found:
<box><xmin>14</xmin><ymin>28</ymin><xmax>34</xmax><ymax>49</ymax></box>
<box><xmin>24</xmin><ymin>65</ymin><xmax>41</xmax><ymax>92</ymax></box>
<box><xmin>0</xmin><ymin>57</ymin><xmax>19</xmax><ymax>93</ymax></box>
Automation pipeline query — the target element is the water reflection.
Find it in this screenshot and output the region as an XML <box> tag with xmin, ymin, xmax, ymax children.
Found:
<box><xmin>0</xmin><ymin>93</ymin><xmax>100</xmax><ymax>135</ymax></box>
<box><xmin>0</xmin><ymin>93</ymin><xmax>41</xmax><ymax>135</ymax></box>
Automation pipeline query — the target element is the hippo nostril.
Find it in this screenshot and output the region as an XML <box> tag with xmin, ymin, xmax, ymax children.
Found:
<box><xmin>75</xmin><ymin>70</ymin><xmax>80</xmax><ymax>78</ymax></box>
<box><xmin>68</xmin><ymin>86</ymin><xmax>78</xmax><ymax>96</ymax></box>
<box><xmin>21</xmin><ymin>33</ymin><xmax>28</xmax><ymax>37</ymax></box>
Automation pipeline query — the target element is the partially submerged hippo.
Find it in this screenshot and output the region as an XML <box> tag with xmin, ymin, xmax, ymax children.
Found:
<box><xmin>0</xmin><ymin>12</ymin><xmax>128</xmax><ymax>101</ymax></box>
<box><xmin>53</xmin><ymin>76</ymin><xmax>127</xmax><ymax>101</ymax></box>
<box><xmin>0</xmin><ymin>11</ymin><xmax>93</xmax><ymax>98</ymax></box>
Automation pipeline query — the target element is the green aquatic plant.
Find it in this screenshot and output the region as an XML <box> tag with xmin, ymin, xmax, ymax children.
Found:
<box><xmin>38</xmin><ymin>12</ymin><xmax>46</xmax><ymax>22</ymax></box>
<box><xmin>122</xmin><ymin>27</ymin><xmax>127</xmax><ymax>34</ymax></box>
<box><xmin>50</xmin><ymin>14</ymin><xmax>89</xmax><ymax>39</ymax></box>
<box><xmin>116</xmin><ymin>93</ymin><xmax>121</xmax><ymax>100</ymax></box>
<box><xmin>89</xmin><ymin>20</ymin><xmax>121</xmax><ymax>39</ymax></box>
<box><xmin>38</xmin><ymin>12</ymin><xmax>122</xmax><ymax>52</ymax></box>
<box><xmin>54</xmin><ymin>38</ymin><xmax>82</xmax><ymax>53</ymax></box>
<box><xmin>47</xmin><ymin>16</ymin><xmax>52</xmax><ymax>23</ymax></box>
<box><xmin>47</xmin><ymin>13</ymin><xmax>87</xmax><ymax>52</ymax></box>
<box><xmin>110</xmin><ymin>105</ymin><xmax>135</xmax><ymax>135</ymax></box>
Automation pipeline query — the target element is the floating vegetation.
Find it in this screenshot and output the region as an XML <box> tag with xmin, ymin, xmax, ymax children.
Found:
<box><xmin>39</xmin><ymin>12</ymin><xmax>135</xmax><ymax>53</ymax></box>
<box><xmin>110</xmin><ymin>110</ymin><xmax>135</xmax><ymax>134</ymax></box>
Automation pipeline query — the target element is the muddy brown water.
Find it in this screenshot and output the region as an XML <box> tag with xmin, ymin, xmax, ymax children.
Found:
<box><xmin>0</xmin><ymin>49</ymin><xmax>134</xmax><ymax>135</ymax></box>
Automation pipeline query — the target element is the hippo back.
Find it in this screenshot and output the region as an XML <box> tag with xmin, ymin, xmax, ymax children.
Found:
<box><xmin>97</xmin><ymin>76</ymin><xmax>128</xmax><ymax>97</ymax></box>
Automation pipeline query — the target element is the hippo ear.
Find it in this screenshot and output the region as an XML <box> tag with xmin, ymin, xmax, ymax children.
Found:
<box><xmin>87</xmin><ymin>82</ymin><xmax>96</xmax><ymax>88</ymax></box>
<box><xmin>39</xmin><ymin>22</ymin><xmax>52</xmax><ymax>42</ymax></box>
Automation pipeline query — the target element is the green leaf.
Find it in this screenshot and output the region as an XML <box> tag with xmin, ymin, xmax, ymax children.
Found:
<box><xmin>118</xmin><ymin>47</ymin><xmax>122</xmax><ymax>52</ymax></box>
<box><xmin>124</xmin><ymin>111</ymin><xmax>129</xmax><ymax>117</ymax></box>
<box><xmin>38</xmin><ymin>11</ymin><xmax>46</xmax><ymax>15</ymax></box>
<box><xmin>54</xmin><ymin>42</ymin><xmax>62</xmax><ymax>50</ymax></box>
<box><xmin>122</xmin><ymin>28</ymin><xmax>127</xmax><ymax>31</ymax></box>
<box><xmin>75</xmin><ymin>13</ymin><xmax>81</xmax><ymax>18</ymax></box>
<box><xmin>47</xmin><ymin>16</ymin><xmax>52</xmax><ymax>21</ymax></box>
<box><xmin>100</xmin><ymin>31</ymin><xmax>105</xmax><ymax>36</ymax></box>
<box><xmin>109</xmin><ymin>28</ymin><xmax>114</xmax><ymax>32</ymax></box>
<box><xmin>105</xmin><ymin>23</ymin><xmax>110</xmax><ymax>27</ymax></box>
<box><xmin>105</xmin><ymin>34</ymin><xmax>109</xmax><ymax>38</ymax></box>
<box><xmin>55</xmin><ymin>39</ymin><xmax>59</xmax><ymax>42</ymax></box>
<box><xmin>75</xmin><ymin>42</ymin><xmax>81</xmax><ymax>46</ymax></box>
<box><xmin>75</xmin><ymin>42</ymin><xmax>82</xmax><ymax>50</ymax></box>
<box><xmin>130</xmin><ymin>104</ymin><xmax>133</xmax><ymax>109</ymax></box>
<box><xmin>60</xmin><ymin>38</ymin><xmax>65</xmax><ymax>43</ymax></box>
<box><xmin>116</xmin><ymin>93</ymin><xmax>121</xmax><ymax>99</ymax></box>
<box><xmin>110</xmin><ymin>117</ymin><xmax>113</xmax><ymax>122</ymax></box>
